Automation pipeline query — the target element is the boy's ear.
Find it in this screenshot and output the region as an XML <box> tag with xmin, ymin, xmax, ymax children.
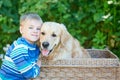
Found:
<box><xmin>20</xmin><ymin>25</ymin><xmax>23</xmax><ymax>34</ymax></box>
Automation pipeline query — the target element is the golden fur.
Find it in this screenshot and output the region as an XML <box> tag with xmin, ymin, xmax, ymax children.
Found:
<box><xmin>39</xmin><ymin>22</ymin><xmax>90</xmax><ymax>61</ymax></box>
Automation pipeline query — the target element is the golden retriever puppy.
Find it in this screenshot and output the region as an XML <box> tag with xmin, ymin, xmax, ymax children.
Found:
<box><xmin>39</xmin><ymin>22</ymin><xmax>90</xmax><ymax>61</ymax></box>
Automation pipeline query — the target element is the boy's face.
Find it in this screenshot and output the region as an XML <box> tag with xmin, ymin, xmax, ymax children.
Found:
<box><xmin>20</xmin><ymin>19</ymin><xmax>42</xmax><ymax>44</ymax></box>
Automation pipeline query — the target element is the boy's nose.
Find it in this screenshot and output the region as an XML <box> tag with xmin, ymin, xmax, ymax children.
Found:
<box><xmin>33</xmin><ymin>29</ymin><xmax>38</xmax><ymax>33</ymax></box>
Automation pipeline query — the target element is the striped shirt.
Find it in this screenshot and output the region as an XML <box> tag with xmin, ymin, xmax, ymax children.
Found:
<box><xmin>0</xmin><ymin>37</ymin><xmax>40</xmax><ymax>80</ymax></box>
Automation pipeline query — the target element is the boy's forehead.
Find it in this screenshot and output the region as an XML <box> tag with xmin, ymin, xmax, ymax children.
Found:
<box><xmin>22</xmin><ymin>19</ymin><xmax>40</xmax><ymax>23</ymax></box>
<box><xmin>21</xmin><ymin>19</ymin><xmax>42</xmax><ymax>26</ymax></box>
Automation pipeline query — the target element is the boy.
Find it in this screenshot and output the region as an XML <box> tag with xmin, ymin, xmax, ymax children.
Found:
<box><xmin>0</xmin><ymin>13</ymin><xmax>43</xmax><ymax>80</ymax></box>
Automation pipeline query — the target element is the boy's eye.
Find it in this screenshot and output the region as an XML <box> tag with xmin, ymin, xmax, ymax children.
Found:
<box><xmin>29</xmin><ymin>26</ymin><xmax>33</xmax><ymax>29</ymax></box>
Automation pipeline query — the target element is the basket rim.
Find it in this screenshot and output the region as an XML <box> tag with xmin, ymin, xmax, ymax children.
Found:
<box><xmin>41</xmin><ymin>58</ymin><xmax>120</xmax><ymax>67</ymax></box>
<box><xmin>41</xmin><ymin>49</ymin><xmax>120</xmax><ymax>67</ymax></box>
<box><xmin>87</xmin><ymin>49</ymin><xmax>119</xmax><ymax>59</ymax></box>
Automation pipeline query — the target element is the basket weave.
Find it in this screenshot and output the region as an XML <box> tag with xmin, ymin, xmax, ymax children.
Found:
<box><xmin>34</xmin><ymin>49</ymin><xmax>120</xmax><ymax>80</ymax></box>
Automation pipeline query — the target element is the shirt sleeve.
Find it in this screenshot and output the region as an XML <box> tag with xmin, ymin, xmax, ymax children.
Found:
<box><xmin>10</xmin><ymin>47</ymin><xmax>40</xmax><ymax>78</ymax></box>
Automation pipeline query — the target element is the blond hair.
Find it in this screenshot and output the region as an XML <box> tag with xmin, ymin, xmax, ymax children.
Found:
<box><xmin>20</xmin><ymin>13</ymin><xmax>43</xmax><ymax>25</ymax></box>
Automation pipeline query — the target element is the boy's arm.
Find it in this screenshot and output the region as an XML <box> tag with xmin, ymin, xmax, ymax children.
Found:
<box><xmin>36</xmin><ymin>57</ymin><xmax>41</xmax><ymax>67</ymax></box>
<box><xmin>10</xmin><ymin>47</ymin><xmax>40</xmax><ymax>78</ymax></box>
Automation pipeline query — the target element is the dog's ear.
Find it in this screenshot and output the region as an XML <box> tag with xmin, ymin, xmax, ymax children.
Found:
<box><xmin>60</xmin><ymin>24</ymin><xmax>71</xmax><ymax>47</ymax></box>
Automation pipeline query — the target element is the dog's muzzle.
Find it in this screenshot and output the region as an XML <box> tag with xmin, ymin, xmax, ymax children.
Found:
<box><xmin>42</xmin><ymin>42</ymin><xmax>49</xmax><ymax>48</ymax></box>
<box><xmin>41</xmin><ymin>42</ymin><xmax>56</xmax><ymax>57</ymax></box>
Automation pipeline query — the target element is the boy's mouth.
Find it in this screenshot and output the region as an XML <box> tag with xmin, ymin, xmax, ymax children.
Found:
<box><xmin>31</xmin><ymin>34</ymin><xmax>38</xmax><ymax>37</ymax></box>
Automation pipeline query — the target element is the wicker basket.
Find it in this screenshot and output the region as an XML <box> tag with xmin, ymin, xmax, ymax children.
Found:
<box><xmin>34</xmin><ymin>49</ymin><xmax>120</xmax><ymax>80</ymax></box>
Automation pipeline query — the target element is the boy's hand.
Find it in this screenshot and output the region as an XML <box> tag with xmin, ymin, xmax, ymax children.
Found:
<box><xmin>37</xmin><ymin>60</ymin><xmax>41</xmax><ymax>67</ymax></box>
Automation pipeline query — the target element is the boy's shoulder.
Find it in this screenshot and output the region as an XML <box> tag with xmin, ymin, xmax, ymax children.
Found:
<box><xmin>13</xmin><ymin>44</ymin><xmax>28</xmax><ymax>51</ymax></box>
<box><xmin>12</xmin><ymin>40</ymin><xmax>28</xmax><ymax>51</ymax></box>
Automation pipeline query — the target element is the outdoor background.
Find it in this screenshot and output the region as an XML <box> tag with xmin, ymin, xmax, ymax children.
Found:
<box><xmin>0</xmin><ymin>0</ymin><xmax>120</xmax><ymax>65</ymax></box>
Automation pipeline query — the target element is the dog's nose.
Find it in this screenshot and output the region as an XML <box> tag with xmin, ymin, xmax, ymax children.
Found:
<box><xmin>42</xmin><ymin>42</ymin><xmax>49</xmax><ymax>48</ymax></box>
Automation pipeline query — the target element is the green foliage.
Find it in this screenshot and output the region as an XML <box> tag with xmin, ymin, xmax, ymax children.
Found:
<box><xmin>0</xmin><ymin>0</ymin><xmax>20</xmax><ymax>54</ymax></box>
<box><xmin>0</xmin><ymin>0</ymin><xmax>120</xmax><ymax>59</ymax></box>
<box><xmin>92</xmin><ymin>30</ymin><xmax>107</xmax><ymax>49</ymax></box>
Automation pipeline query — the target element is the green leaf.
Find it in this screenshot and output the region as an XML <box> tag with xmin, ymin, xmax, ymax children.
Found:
<box><xmin>3</xmin><ymin>0</ymin><xmax>12</xmax><ymax>7</ymax></box>
<box><xmin>93</xmin><ymin>12</ymin><xmax>104</xmax><ymax>22</ymax></box>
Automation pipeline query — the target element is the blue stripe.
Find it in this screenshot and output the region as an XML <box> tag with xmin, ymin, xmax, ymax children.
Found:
<box><xmin>3</xmin><ymin>60</ymin><xmax>17</xmax><ymax>70</ymax></box>
<box><xmin>2</xmin><ymin>64</ymin><xmax>20</xmax><ymax>74</ymax></box>
<box><xmin>0</xmin><ymin>37</ymin><xmax>40</xmax><ymax>79</ymax></box>
<box><xmin>10</xmin><ymin>48</ymin><xmax>27</xmax><ymax>57</ymax></box>
<box><xmin>12</xmin><ymin>53</ymin><xmax>28</xmax><ymax>62</ymax></box>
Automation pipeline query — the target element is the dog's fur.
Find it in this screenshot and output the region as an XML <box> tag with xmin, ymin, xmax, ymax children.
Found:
<box><xmin>39</xmin><ymin>22</ymin><xmax>90</xmax><ymax>61</ymax></box>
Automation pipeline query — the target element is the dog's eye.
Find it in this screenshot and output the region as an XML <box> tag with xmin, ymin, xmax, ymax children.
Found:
<box><xmin>52</xmin><ymin>33</ymin><xmax>56</xmax><ymax>37</ymax></box>
<box><xmin>41</xmin><ymin>32</ymin><xmax>45</xmax><ymax>35</ymax></box>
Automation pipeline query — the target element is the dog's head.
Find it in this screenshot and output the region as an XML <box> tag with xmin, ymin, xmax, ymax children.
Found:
<box><xmin>39</xmin><ymin>22</ymin><xmax>70</xmax><ymax>57</ymax></box>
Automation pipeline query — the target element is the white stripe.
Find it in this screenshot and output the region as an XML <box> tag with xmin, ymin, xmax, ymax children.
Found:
<box><xmin>13</xmin><ymin>44</ymin><xmax>35</xmax><ymax>51</ymax></box>
<box><xmin>12</xmin><ymin>55</ymin><xmax>28</xmax><ymax>61</ymax></box>
<box><xmin>10</xmin><ymin>48</ymin><xmax>27</xmax><ymax>57</ymax></box>
<box><xmin>20</xmin><ymin>63</ymin><xmax>36</xmax><ymax>73</ymax></box>
<box><xmin>2</xmin><ymin>65</ymin><xmax>21</xmax><ymax>74</ymax></box>
<box><xmin>13</xmin><ymin>41</ymin><xmax>18</xmax><ymax>47</ymax></box>
<box><xmin>29</xmin><ymin>48</ymin><xmax>36</xmax><ymax>50</ymax></box>
<box><xmin>4</xmin><ymin>56</ymin><xmax>13</xmax><ymax>62</ymax></box>
<box><xmin>13</xmin><ymin>41</ymin><xmax>36</xmax><ymax>50</ymax></box>
<box><xmin>13</xmin><ymin>44</ymin><xmax>28</xmax><ymax>51</ymax></box>
<box><xmin>3</xmin><ymin>60</ymin><xmax>17</xmax><ymax>69</ymax></box>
